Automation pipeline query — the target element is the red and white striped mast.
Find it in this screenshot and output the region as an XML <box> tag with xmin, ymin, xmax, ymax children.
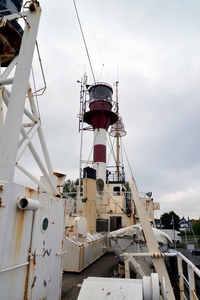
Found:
<box><xmin>83</xmin><ymin>82</ymin><xmax>118</xmax><ymax>201</ymax></box>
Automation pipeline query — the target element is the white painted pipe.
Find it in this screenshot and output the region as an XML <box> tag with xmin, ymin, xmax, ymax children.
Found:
<box><xmin>18</xmin><ymin>198</ymin><xmax>40</xmax><ymax>211</ymax></box>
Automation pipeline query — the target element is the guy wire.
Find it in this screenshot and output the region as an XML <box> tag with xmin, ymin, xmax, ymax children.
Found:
<box><xmin>73</xmin><ymin>0</ymin><xmax>96</xmax><ymax>83</ymax></box>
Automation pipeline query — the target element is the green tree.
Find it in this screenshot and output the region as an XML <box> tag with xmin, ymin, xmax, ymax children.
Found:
<box><xmin>161</xmin><ymin>211</ymin><xmax>180</xmax><ymax>230</ymax></box>
<box><xmin>63</xmin><ymin>179</ymin><xmax>78</xmax><ymax>199</ymax></box>
<box><xmin>124</xmin><ymin>181</ymin><xmax>131</xmax><ymax>191</ymax></box>
<box><xmin>192</xmin><ymin>220</ymin><xmax>200</xmax><ymax>235</ymax></box>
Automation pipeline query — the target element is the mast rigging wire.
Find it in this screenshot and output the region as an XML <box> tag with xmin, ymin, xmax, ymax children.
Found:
<box><xmin>103</xmin><ymin>188</ymin><xmax>131</xmax><ymax>217</ymax></box>
<box><xmin>121</xmin><ymin>139</ymin><xmax>135</xmax><ymax>182</ymax></box>
<box><xmin>107</xmin><ymin>134</ymin><xmax>117</xmax><ymax>166</ymax></box>
<box><xmin>73</xmin><ymin>0</ymin><xmax>96</xmax><ymax>83</ymax></box>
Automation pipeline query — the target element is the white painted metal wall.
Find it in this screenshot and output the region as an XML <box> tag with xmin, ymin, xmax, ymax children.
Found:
<box><xmin>0</xmin><ymin>2</ymin><xmax>66</xmax><ymax>299</ymax></box>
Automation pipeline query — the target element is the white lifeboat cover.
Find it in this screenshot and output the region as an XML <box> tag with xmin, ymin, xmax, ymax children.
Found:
<box><xmin>108</xmin><ymin>224</ymin><xmax>173</xmax><ymax>246</ymax></box>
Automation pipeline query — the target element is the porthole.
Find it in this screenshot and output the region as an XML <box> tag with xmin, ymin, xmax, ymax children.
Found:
<box><xmin>41</xmin><ymin>217</ymin><xmax>49</xmax><ymax>233</ymax></box>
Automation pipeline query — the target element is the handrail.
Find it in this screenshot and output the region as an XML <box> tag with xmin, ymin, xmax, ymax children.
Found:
<box><xmin>122</xmin><ymin>250</ymin><xmax>200</xmax><ymax>299</ymax></box>
<box><xmin>176</xmin><ymin>251</ymin><xmax>200</xmax><ymax>299</ymax></box>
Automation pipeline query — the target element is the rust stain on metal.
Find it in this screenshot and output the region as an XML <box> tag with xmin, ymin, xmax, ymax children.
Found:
<box><xmin>23</xmin><ymin>261</ymin><xmax>30</xmax><ymax>300</ymax></box>
<box><xmin>13</xmin><ymin>209</ymin><xmax>25</xmax><ymax>264</ymax></box>
<box><xmin>145</xmin><ymin>200</ymin><xmax>150</xmax><ymax>207</ymax></box>
<box><xmin>33</xmin><ymin>250</ymin><xmax>36</xmax><ymax>268</ymax></box>
<box><xmin>124</xmin><ymin>255</ymin><xmax>129</xmax><ymax>262</ymax></box>
<box><xmin>62</xmin><ymin>239</ymin><xmax>64</xmax><ymax>249</ymax></box>
<box><xmin>192</xmin><ymin>289</ymin><xmax>197</xmax><ymax>297</ymax></box>
<box><xmin>25</xmin><ymin>187</ymin><xmax>35</xmax><ymax>198</ymax></box>
<box><xmin>0</xmin><ymin>184</ymin><xmax>4</xmax><ymax>190</ymax></box>
<box><xmin>0</xmin><ymin>197</ymin><xmax>2</xmax><ymax>206</ymax></box>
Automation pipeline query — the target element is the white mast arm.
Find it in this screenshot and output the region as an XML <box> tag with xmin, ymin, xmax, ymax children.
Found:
<box><xmin>0</xmin><ymin>6</ymin><xmax>41</xmax><ymax>183</ymax></box>
<box><xmin>128</xmin><ymin>175</ymin><xmax>175</xmax><ymax>300</ymax></box>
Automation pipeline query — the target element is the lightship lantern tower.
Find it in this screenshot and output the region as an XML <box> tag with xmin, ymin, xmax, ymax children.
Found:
<box><xmin>83</xmin><ymin>82</ymin><xmax>118</xmax><ymax>202</ymax></box>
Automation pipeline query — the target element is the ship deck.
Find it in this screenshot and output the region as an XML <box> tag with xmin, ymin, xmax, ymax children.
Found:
<box><xmin>61</xmin><ymin>248</ymin><xmax>200</xmax><ymax>299</ymax></box>
<box><xmin>61</xmin><ymin>252</ymin><xmax>119</xmax><ymax>300</ymax></box>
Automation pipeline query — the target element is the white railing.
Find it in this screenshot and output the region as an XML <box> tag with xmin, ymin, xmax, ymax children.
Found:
<box><xmin>121</xmin><ymin>251</ymin><xmax>200</xmax><ymax>299</ymax></box>
<box><xmin>177</xmin><ymin>251</ymin><xmax>200</xmax><ymax>300</ymax></box>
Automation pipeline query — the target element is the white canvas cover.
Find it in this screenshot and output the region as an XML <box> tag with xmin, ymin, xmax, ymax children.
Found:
<box><xmin>108</xmin><ymin>224</ymin><xmax>173</xmax><ymax>246</ymax></box>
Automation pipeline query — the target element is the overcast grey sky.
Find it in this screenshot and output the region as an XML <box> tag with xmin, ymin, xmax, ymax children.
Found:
<box><xmin>17</xmin><ymin>1</ymin><xmax>200</xmax><ymax>220</ymax></box>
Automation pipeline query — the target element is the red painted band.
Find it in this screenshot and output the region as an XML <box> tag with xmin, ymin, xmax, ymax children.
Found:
<box><xmin>93</xmin><ymin>144</ymin><xmax>106</xmax><ymax>163</ymax></box>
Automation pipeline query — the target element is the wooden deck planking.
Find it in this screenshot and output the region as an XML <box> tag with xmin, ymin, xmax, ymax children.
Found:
<box><xmin>61</xmin><ymin>252</ymin><xmax>118</xmax><ymax>300</ymax></box>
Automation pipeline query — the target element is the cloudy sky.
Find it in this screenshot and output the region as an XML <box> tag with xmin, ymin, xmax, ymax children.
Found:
<box><xmin>15</xmin><ymin>1</ymin><xmax>200</xmax><ymax>220</ymax></box>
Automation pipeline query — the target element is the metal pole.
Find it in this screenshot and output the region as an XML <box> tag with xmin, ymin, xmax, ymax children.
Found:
<box><xmin>128</xmin><ymin>176</ymin><xmax>175</xmax><ymax>299</ymax></box>
<box><xmin>115</xmin><ymin>82</ymin><xmax>120</xmax><ymax>181</ymax></box>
